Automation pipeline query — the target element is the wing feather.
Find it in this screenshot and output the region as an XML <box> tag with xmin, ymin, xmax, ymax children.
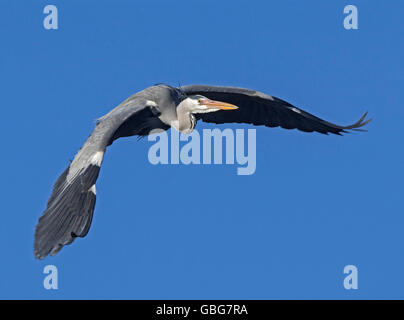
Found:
<box><xmin>34</xmin><ymin>97</ymin><xmax>153</xmax><ymax>259</ymax></box>
<box><xmin>181</xmin><ymin>85</ymin><xmax>371</xmax><ymax>135</ymax></box>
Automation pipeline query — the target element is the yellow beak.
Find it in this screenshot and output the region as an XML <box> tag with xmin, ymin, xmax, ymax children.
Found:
<box><xmin>202</xmin><ymin>99</ymin><xmax>239</xmax><ymax>110</ymax></box>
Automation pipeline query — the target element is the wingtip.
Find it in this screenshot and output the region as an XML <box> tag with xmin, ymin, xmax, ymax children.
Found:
<box><xmin>33</xmin><ymin>249</ymin><xmax>46</xmax><ymax>260</ymax></box>
<box><xmin>344</xmin><ymin>111</ymin><xmax>372</xmax><ymax>131</ymax></box>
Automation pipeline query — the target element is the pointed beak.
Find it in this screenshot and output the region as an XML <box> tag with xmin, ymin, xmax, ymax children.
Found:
<box><xmin>202</xmin><ymin>99</ymin><xmax>239</xmax><ymax>110</ymax></box>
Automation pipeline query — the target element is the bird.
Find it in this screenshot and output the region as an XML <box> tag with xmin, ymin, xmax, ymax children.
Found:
<box><xmin>34</xmin><ymin>84</ymin><xmax>371</xmax><ymax>259</ymax></box>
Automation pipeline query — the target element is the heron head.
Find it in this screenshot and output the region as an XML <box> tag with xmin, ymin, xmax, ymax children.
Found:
<box><xmin>187</xmin><ymin>95</ymin><xmax>238</xmax><ymax>114</ymax></box>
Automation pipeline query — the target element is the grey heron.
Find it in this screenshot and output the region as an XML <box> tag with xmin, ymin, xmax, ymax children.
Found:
<box><xmin>34</xmin><ymin>84</ymin><xmax>371</xmax><ymax>259</ymax></box>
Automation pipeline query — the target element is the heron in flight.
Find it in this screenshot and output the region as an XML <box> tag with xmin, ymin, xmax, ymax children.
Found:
<box><xmin>34</xmin><ymin>84</ymin><xmax>371</xmax><ymax>259</ymax></box>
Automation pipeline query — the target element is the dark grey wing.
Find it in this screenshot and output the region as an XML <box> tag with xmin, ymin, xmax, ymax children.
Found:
<box><xmin>34</xmin><ymin>97</ymin><xmax>167</xmax><ymax>259</ymax></box>
<box><xmin>181</xmin><ymin>85</ymin><xmax>371</xmax><ymax>135</ymax></box>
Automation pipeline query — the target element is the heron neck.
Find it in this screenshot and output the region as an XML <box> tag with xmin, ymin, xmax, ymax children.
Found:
<box><xmin>176</xmin><ymin>100</ymin><xmax>194</xmax><ymax>133</ymax></box>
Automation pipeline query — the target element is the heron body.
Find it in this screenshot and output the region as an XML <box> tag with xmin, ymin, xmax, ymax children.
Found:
<box><xmin>34</xmin><ymin>84</ymin><xmax>371</xmax><ymax>259</ymax></box>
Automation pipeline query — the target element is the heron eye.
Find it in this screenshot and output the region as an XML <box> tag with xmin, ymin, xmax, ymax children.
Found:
<box><xmin>197</xmin><ymin>99</ymin><xmax>203</xmax><ymax>104</ymax></box>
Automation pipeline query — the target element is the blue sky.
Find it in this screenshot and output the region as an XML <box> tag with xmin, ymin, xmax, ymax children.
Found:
<box><xmin>0</xmin><ymin>0</ymin><xmax>403</xmax><ymax>299</ymax></box>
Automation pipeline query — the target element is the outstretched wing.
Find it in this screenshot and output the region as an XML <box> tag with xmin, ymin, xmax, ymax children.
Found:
<box><xmin>34</xmin><ymin>96</ymin><xmax>164</xmax><ymax>259</ymax></box>
<box><xmin>181</xmin><ymin>85</ymin><xmax>371</xmax><ymax>135</ymax></box>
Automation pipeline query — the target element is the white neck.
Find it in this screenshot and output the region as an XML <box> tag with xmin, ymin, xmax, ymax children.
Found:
<box><xmin>173</xmin><ymin>98</ymin><xmax>195</xmax><ymax>134</ymax></box>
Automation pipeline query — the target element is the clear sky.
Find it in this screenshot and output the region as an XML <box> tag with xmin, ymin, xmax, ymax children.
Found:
<box><xmin>0</xmin><ymin>0</ymin><xmax>403</xmax><ymax>299</ymax></box>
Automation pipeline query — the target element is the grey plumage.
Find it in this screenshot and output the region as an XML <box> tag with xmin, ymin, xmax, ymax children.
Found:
<box><xmin>34</xmin><ymin>84</ymin><xmax>371</xmax><ymax>259</ymax></box>
<box><xmin>34</xmin><ymin>85</ymin><xmax>177</xmax><ymax>259</ymax></box>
